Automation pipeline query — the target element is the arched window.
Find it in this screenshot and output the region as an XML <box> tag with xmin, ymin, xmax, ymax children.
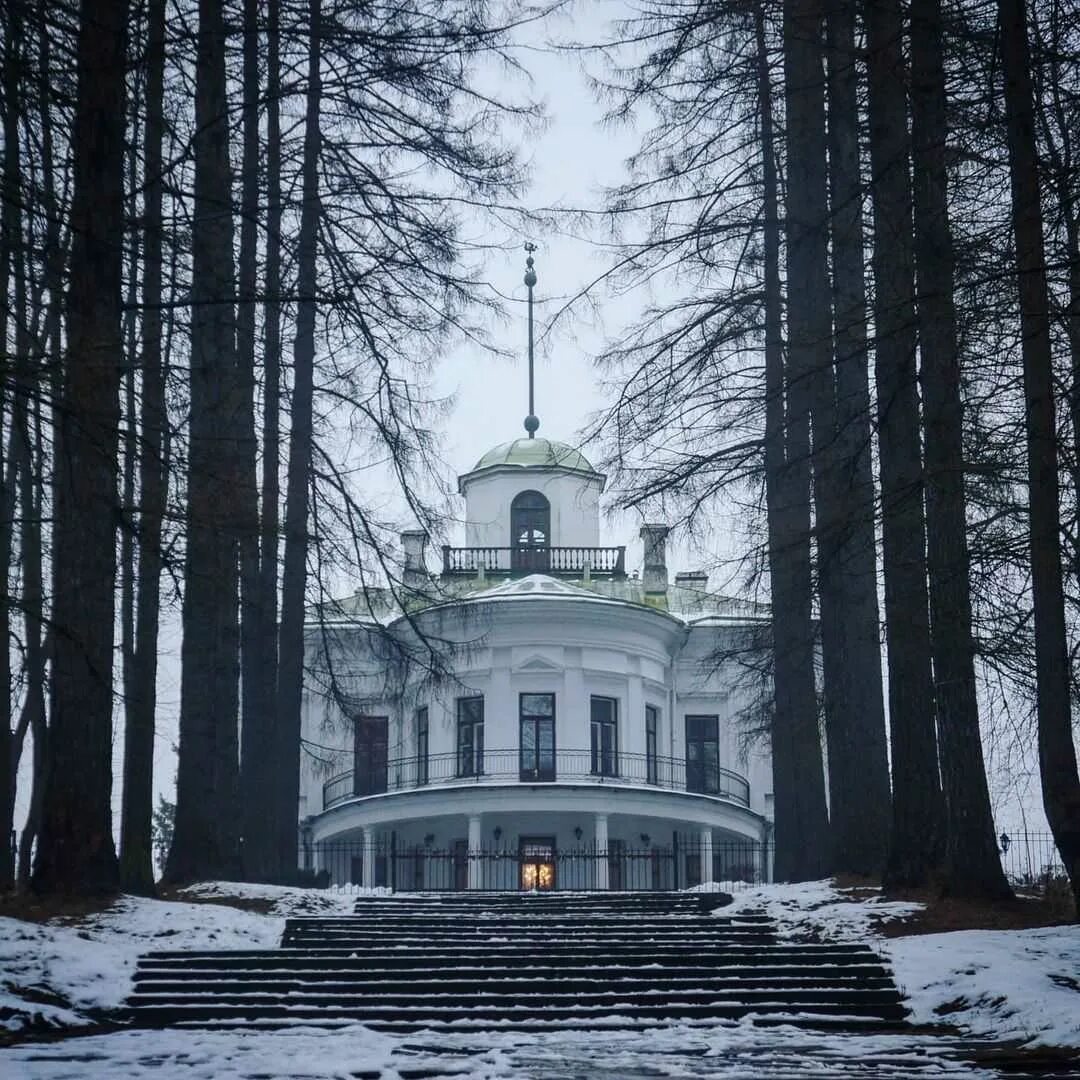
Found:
<box><xmin>511</xmin><ymin>490</ymin><xmax>550</xmax><ymax>572</ymax></box>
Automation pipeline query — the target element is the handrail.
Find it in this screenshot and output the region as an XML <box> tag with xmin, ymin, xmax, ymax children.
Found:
<box><xmin>441</xmin><ymin>545</ymin><xmax>627</xmax><ymax>578</ymax></box>
<box><xmin>322</xmin><ymin>747</ymin><xmax>750</xmax><ymax>811</ymax></box>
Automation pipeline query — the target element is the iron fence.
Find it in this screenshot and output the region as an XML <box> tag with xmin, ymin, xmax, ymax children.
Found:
<box><xmin>303</xmin><ymin>839</ymin><xmax>771</xmax><ymax>893</ymax></box>
<box><xmin>997</xmin><ymin>830</ymin><xmax>1067</xmax><ymax>888</ymax></box>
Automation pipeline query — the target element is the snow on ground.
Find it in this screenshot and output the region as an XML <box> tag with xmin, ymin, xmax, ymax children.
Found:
<box><xmin>0</xmin><ymin>881</ymin><xmax>354</xmax><ymax>1034</ymax></box>
<box><xmin>887</xmin><ymin>926</ymin><xmax>1080</xmax><ymax>1048</ymax></box>
<box><xmin>1</xmin><ymin>1020</ymin><xmax>997</xmax><ymax>1079</ymax></box>
<box><xmin>724</xmin><ymin>879</ymin><xmax>1080</xmax><ymax>1049</ymax></box>
<box><xmin>725</xmin><ymin>879</ymin><xmax>925</xmax><ymax>939</ymax></box>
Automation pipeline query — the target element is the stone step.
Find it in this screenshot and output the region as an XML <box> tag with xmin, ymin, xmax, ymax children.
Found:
<box><xmin>126</xmin><ymin>998</ymin><xmax>909</xmax><ymax>1025</ymax></box>
<box><xmin>132</xmin><ymin>973</ymin><xmax>896</xmax><ymax>995</ymax></box>
<box><xmin>128</xmin><ymin>987</ymin><xmax>904</xmax><ymax>1010</ymax></box>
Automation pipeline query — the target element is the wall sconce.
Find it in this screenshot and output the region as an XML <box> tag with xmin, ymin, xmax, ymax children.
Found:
<box><xmin>640</xmin><ymin>833</ymin><xmax>651</xmax><ymax>847</ymax></box>
<box><xmin>493</xmin><ymin>826</ymin><xmax>503</xmax><ymax>845</ymax></box>
<box><xmin>424</xmin><ymin>833</ymin><xmax>435</xmax><ymax>848</ymax></box>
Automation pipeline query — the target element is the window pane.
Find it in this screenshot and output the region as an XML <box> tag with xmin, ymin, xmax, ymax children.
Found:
<box><xmin>521</xmin><ymin>693</ymin><xmax>554</xmax><ymax>717</ymax></box>
<box><xmin>458</xmin><ymin>696</ymin><xmax>483</xmax><ymax>723</ymax></box>
<box><xmin>591</xmin><ymin>697</ymin><xmax>615</xmax><ymax>724</ymax></box>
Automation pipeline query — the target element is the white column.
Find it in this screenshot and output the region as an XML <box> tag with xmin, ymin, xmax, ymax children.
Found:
<box><xmin>468</xmin><ymin>813</ymin><xmax>483</xmax><ymax>889</ymax></box>
<box><xmin>594</xmin><ymin>813</ymin><xmax>609</xmax><ymax>890</ymax></box>
<box><xmin>700</xmin><ymin>827</ymin><xmax>714</xmax><ymax>887</ymax></box>
<box><xmin>362</xmin><ymin>827</ymin><xmax>376</xmax><ymax>888</ymax></box>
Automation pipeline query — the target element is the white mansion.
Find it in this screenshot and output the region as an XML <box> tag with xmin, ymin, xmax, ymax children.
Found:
<box><xmin>297</xmin><ymin>432</ymin><xmax>776</xmax><ymax>892</ymax></box>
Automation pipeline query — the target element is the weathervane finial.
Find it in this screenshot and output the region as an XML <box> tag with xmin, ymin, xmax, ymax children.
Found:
<box><xmin>523</xmin><ymin>243</ymin><xmax>540</xmax><ymax>438</ymax></box>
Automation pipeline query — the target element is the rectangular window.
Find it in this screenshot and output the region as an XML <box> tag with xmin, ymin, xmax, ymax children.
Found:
<box><xmin>456</xmin><ymin>696</ymin><xmax>484</xmax><ymax>777</ymax></box>
<box><xmin>353</xmin><ymin>716</ymin><xmax>388</xmax><ymax>797</ymax></box>
<box><xmin>415</xmin><ymin>707</ymin><xmax>429</xmax><ymax>786</ymax></box>
<box><xmin>645</xmin><ymin>705</ymin><xmax>659</xmax><ymax>785</ymax></box>
<box><xmin>685</xmin><ymin>714</ymin><xmax>720</xmax><ymax>795</ymax></box>
<box><xmin>590</xmin><ymin>696</ymin><xmax>618</xmax><ymax>777</ymax></box>
<box><xmin>519</xmin><ymin>693</ymin><xmax>556</xmax><ymax>781</ymax></box>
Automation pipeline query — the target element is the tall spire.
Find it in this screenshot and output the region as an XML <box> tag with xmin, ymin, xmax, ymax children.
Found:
<box><xmin>523</xmin><ymin>243</ymin><xmax>539</xmax><ymax>438</ymax></box>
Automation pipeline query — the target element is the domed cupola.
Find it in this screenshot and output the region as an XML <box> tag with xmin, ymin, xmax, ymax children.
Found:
<box><xmin>453</xmin><ymin>247</ymin><xmax>609</xmax><ymax>564</ymax></box>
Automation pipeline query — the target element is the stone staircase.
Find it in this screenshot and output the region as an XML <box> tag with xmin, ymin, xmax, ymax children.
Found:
<box><xmin>126</xmin><ymin>892</ymin><xmax>909</xmax><ymax>1033</ymax></box>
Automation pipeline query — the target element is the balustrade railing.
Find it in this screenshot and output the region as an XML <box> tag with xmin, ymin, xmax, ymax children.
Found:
<box><xmin>322</xmin><ymin>747</ymin><xmax>750</xmax><ymax>811</ymax></box>
<box><xmin>441</xmin><ymin>545</ymin><xmax>626</xmax><ymax>578</ymax></box>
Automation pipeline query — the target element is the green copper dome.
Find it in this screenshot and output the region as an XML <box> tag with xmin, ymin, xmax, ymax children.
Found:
<box><xmin>470</xmin><ymin>437</ymin><xmax>596</xmax><ymax>475</ymax></box>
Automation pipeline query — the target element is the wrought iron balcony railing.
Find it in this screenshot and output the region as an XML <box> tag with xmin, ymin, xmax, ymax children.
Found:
<box><xmin>322</xmin><ymin>747</ymin><xmax>750</xmax><ymax>811</ymax></box>
<box><xmin>441</xmin><ymin>545</ymin><xmax>626</xmax><ymax>578</ymax></box>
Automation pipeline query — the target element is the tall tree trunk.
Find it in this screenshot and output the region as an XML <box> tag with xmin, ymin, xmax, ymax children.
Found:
<box><xmin>911</xmin><ymin>0</ymin><xmax>1011</xmax><ymax>899</ymax></box>
<box><xmin>165</xmin><ymin>0</ymin><xmax>241</xmax><ymax>884</ymax></box>
<box><xmin>0</xmin><ymin>0</ymin><xmax>23</xmax><ymax>890</ymax></box>
<box><xmin>999</xmin><ymin>0</ymin><xmax>1080</xmax><ymax>914</ymax></box>
<box><xmin>274</xmin><ymin>0</ymin><xmax>321</xmax><ymax>880</ymax></box>
<box><xmin>863</xmin><ymin>0</ymin><xmax>943</xmax><ymax>890</ymax></box>
<box><xmin>237</xmin><ymin>0</ymin><xmax>270</xmax><ymax>881</ymax></box>
<box><xmin>258</xmin><ymin>0</ymin><xmax>283</xmax><ymax>874</ymax></box>
<box><xmin>822</xmin><ymin>0</ymin><xmax>891</xmax><ymax>876</ymax></box>
<box><xmin>759</xmin><ymin>4</ymin><xmax>831</xmax><ymax>882</ymax></box>
<box><xmin>120</xmin><ymin>0</ymin><xmax>167</xmax><ymax>894</ymax></box>
<box><xmin>32</xmin><ymin>0</ymin><xmax>128</xmax><ymax>895</ymax></box>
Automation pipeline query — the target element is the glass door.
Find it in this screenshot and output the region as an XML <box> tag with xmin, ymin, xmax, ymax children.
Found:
<box><xmin>353</xmin><ymin>716</ymin><xmax>388</xmax><ymax>796</ymax></box>
<box><xmin>519</xmin><ymin>836</ymin><xmax>556</xmax><ymax>890</ymax></box>
<box><xmin>519</xmin><ymin>693</ymin><xmax>556</xmax><ymax>781</ymax></box>
<box><xmin>685</xmin><ymin>714</ymin><xmax>720</xmax><ymax>794</ymax></box>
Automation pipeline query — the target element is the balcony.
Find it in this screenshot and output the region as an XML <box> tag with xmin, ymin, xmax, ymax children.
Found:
<box><xmin>441</xmin><ymin>545</ymin><xmax>626</xmax><ymax>579</ymax></box>
<box><xmin>322</xmin><ymin>748</ymin><xmax>750</xmax><ymax>811</ymax></box>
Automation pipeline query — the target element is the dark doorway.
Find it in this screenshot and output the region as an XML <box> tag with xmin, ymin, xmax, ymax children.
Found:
<box><xmin>353</xmin><ymin>716</ymin><xmax>388</xmax><ymax>796</ymax></box>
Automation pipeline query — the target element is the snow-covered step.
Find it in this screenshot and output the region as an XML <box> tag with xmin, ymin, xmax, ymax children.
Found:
<box><xmin>126</xmin><ymin>892</ymin><xmax>909</xmax><ymax>1032</ymax></box>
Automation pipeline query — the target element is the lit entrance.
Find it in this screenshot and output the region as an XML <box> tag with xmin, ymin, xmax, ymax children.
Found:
<box><xmin>519</xmin><ymin>836</ymin><xmax>556</xmax><ymax>890</ymax></box>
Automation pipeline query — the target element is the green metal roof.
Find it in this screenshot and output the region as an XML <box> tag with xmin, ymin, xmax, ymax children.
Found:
<box><xmin>469</xmin><ymin>437</ymin><xmax>596</xmax><ymax>475</ymax></box>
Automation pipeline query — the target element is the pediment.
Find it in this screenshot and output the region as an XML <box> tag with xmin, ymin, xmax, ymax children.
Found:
<box><xmin>513</xmin><ymin>653</ymin><xmax>563</xmax><ymax>673</ymax></box>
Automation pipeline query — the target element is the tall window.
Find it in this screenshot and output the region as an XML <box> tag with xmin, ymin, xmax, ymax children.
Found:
<box><xmin>456</xmin><ymin>696</ymin><xmax>484</xmax><ymax>777</ymax></box>
<box><xmin>590</xmin><ymin>696</ymin><xmax>618</xmax><ymax>777</ymax></box>
<box><xmin>686</xmin><ymin>714</ymin><xmax>720</xmax><ymax>795</ymax></box>
<box><xmin>520</xmin><ymin>693</ymin><xmax>556</xmax><ymax>781</ymax></box>
<box><xmin>645</xmin><ymin>705</ymin><xmax>659</xmax><ymax>784</ymax></box>
<box><xmin>510</xmin><ymin>490</ymin><xmax>550</xmax><ymax>572</ymax></box>
<box><xmin>353</xmin><ymin>716</ymin><xmax>388</xmax><ymax>796</ymax></box>
<box><xmin>415</xmin><ymin>706</ymin><xmax>429</xmax><ymax>786</ymax></box>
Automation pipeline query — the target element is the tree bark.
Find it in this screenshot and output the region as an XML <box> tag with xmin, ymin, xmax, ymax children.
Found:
<box><xmin>761</xmin><ymin>3</ymin><xmax>831</xmax><ymax>882</ymax></box>
<box><xmin>863</xmin><ymin>0</ymin><xmax>944</xmax><ymax>889</ymax></box>
<box><xmin>237</xmin><ymin>0</ymin><xmax>271</xmax><ymax>882</ymax></box>
<box><xmin>120</xmin><ymin>0</ymin><xmax>167</xmax><ymax>895</ymax></box>
<box><xmin>274</xmin><ymin>0</ymin><xmax>321</xmax><ymax>880</ymax></box>
<box><xmin>822</xmin><ymin>0</ymin><xmax>892</xmax><ymax>876</ymax></box>
<box><xmin>998</xmin><ymin>0</ymin><xmax>1080</xmax><ymax>913</ymax></box>
<box><xmin>911</xmin><ymin>0</ymin><xmax>1012</xmax><ymax>899</ymax></box>
<box><xmin>32</xmin><ymin>0</ymin><xmax>128</xmax><ymax>895</ymax></box>
<box><xmin>165</xmin><ymin>0</ymin><xmax>241</xmax><ymax>884</ymax></box>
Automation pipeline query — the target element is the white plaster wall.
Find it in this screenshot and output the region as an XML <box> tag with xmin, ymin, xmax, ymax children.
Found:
<box><xmin>461</xmin><ymin>469</ymin><xmax>603</xmax><ymax>547</ymax></box>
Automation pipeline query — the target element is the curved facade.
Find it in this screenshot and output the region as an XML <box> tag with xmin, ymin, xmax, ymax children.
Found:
<box><xmin>298</xmin><ymin>438</ymin><xmax>774</xmax><ymax>891</ymax></box>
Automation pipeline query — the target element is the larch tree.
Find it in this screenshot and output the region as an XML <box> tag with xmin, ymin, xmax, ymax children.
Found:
<box><xmin>32</xmin><ymin>0</ymin><xmax>129</xmax><ymax>894</ymax></box>
<box><xmin>998</xmin><ymin>0</ymin><xmax>1080</xmax><ymax>913</ymax></box>
<box><xmin>165</xmin><ymin>0</ymin><xmax>242</xmax><ymax>884</ymax></box>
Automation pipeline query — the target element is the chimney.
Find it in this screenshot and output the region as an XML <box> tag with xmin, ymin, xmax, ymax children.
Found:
<box><xmin>639</xmin><ymin>524</ymin><xmax>670</xmax><ymax>602</ymax></box>
<box><xmin>400</xmin><ymin>529</ymin><xmax>429</xmax><ymax>591</ymax></box>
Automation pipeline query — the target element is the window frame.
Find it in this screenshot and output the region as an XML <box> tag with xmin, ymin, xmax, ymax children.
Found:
<box><xmin>519</xmin><ymin>692</ymin><xmax>556</xmax><ymax>782</ymax></box>
<box><xmin>685</xmin><ymin>713</ymin><xmax>720</xmax><ymax>795</ymax></box>
<box><xmin>590</xmin><ymin>695</ymin><xmax>619</xmax><ymax>778</ymax></box>
<box><xmin>645</xmin><ymin>704</ymin><xmax>659</xmax><ymax>785</ymax></box>
<box><xmin>456</xmin><ymin>696</ymin><xmax>485</xmax><ymax>778</ymax></box>
<box><xmin>415</xmin><ymin>706</ymin><xmax>429</xmax><ymax>786</ymax></box>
